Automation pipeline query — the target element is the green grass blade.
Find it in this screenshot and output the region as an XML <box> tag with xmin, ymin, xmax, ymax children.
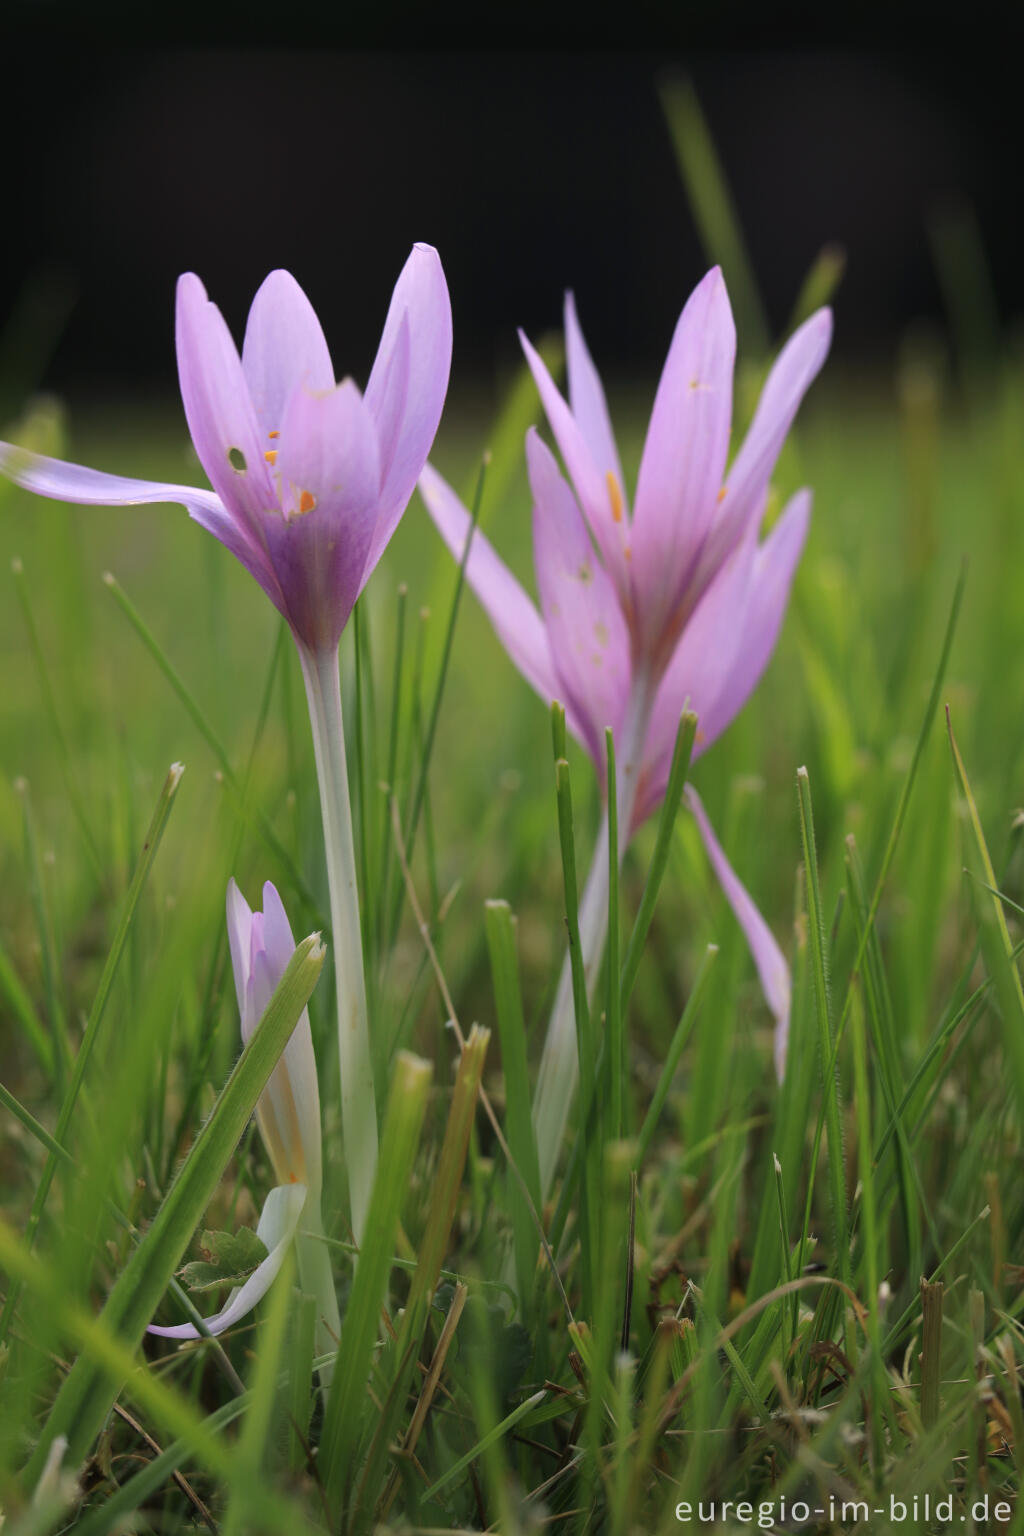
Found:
<box><xmin>620</xmin><ymin>711</ymin><xmax>697</xmax><ymax>1015</ymax></box>
<box><xmin>24</xmin><ymin>931</ymin><xmax>326</xmax><ymax>1478</ymax></box>
<box><xmin>484</xmin><ymin>900</ymin><xmax>542</xmax><ymax>1304</ymax></box>
<box><xmin>659</xmin><ymin>76</ymin><xmax>770</xmax><ymax>355</ymax></box>
<box><xmin>0</xmin><ymin>762</ymin><xmax>185</xmax><ymax>1346</ymax></box>
<box><xmin>320</xmin><ymin>1051</ymin><xmax>432</xmax><ymax>1521</ymax></box>
<box><xmin>102</xmin><ymin>572</ymin><xmax>320</xmax><ymax>920</ymax></box>
<box><xmin>796</xmin><ymin>766</ymin><xmax>850</xmax><ymax>1303</ymax></box>
<box><xmin>420</xmin><ymin>1388</ymin><xmax>547</xmax><ymax>1505</ymax></box>
<box><xmin>947</xmin><ymin>707</ymin><xmax>1024</xmax><ymax>1114</ymax></box>
<box><xmin>635</xmin><ymin>942</ymin><xmax>718</xmax><ymax>1165</ymax></box>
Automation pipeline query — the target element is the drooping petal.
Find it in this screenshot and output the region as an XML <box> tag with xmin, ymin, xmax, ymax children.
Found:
<box><xmin>241</xmin><ymin>270</ymin><xmax>335</xmax><ymax>436</ymax></box>
<box><xmin>528</xmin><ymin>429</ymin><xmax>631</xmax><ymax>768</ymax></box>
<box><xmin>147</xmin><ymin>1183</ymin><xmax>307</xmax><ymax>1340</ymax></box>
<box><xmin>630</xmin><ymin>267</ymin><xmax>736</xmax><ymax>657</ymax></box>
<box><xmin>695</xmin><ymin>309</ymin><xmax>831</xmax><ymax>588</ymax></box>
<box><xmin>175</xmin><ymin>273</ymin><xmax>276</xmax><ymax>531</ymax></box>
<box><xmin>0</xmin><ymin>441</ymin><xmax>286</xmax><ymax>613</ymax></box>
<box><xmin>637</xmin><ymin>491</ymin><xmax>810</xmax><ymax>822</ymax></box>
<box><xmin>520</xmin><ymin>327</ymin><xmax>629</xmax><ymax>593</ymax></box>
<box><xmin>362</xmin><ymin>244</ymin><xmax>452</xmax><ymax>575</ymax></box>
<box><xmin>686</xmin><ymin>786</ymin><xmax>791</xmax><ymax>1080</ymax></box>
<box><xmin>264</xmin><ymin>379</ymin><xmax>382</xmax><ymax>651</ymax></box>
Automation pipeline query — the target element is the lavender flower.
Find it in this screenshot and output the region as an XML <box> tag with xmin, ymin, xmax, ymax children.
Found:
<box><xmin>0</xmin><ymin>247</ymin><xmax>453</xmax><ymax>1240</ymax></box>
<box><xmin>419</xmin><ymin>268</ymin><xmax>830</xmax><ymax>1191</ymax></box>
<box><xmin>0</xmin><ymin>245</ymin><xmax>451</xmax><ymax>655</ymax></box>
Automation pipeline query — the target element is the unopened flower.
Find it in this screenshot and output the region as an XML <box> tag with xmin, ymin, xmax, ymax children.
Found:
<box><xmin>420</xmin><ymin>270</ymin><xmax>829</xmax><ymax>1187</ymax></box>
<box><xmin>149</xmin><ymin>880</ymin><xmax>331</xmax><ymax>1342</ymax></box>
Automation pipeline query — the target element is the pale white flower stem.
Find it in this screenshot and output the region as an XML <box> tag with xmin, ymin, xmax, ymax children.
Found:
<box><xmin>299</xmin><ymin>643</ymin><xmax>378</xmax><ymax>1247</ymax></box>
<box><xmin>296</xmin><ymin>1203</ymin><xmax>341</xmax><ymax>1391</ymax></box>
<box><xmin>532</xmin><ymin>672</ymin><xmax>655</xmax><ymax>1200</ymax></box>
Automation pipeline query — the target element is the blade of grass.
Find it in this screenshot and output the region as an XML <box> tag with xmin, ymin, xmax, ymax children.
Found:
<box><xmin>484</xmin><ymin>900</ymin><xmax>542</xmax><ymax>1305</ymax></box>
<box><xmin>23</xmin><ymin>931</ymin><xmax>326</xmax><ymax>1478</ymax></box>
<box><xmin>320</xmin><ymin>1051</ymin><xmax>432</xmax><ymax>1521</ymax></box>
<box><xmin>353</xmin><ymin>1027</ymin><xmax>490</xmax><ymax>1533</ymax></box>
<box><xmin>0</xmin><ymin>763</ymin><xmax>185</xmax><ymax>1347</ymax></box>
<box><xmin>605</xmin><ymin>728</ymin><xmax>623</xmax><ymax>1141</ymax></box>
<box><xmin>102</xmin><ymin>571</ymin><xmax>320</xmax><ymax>921</ymax></box>
<box><xmin>658</xmin><ymin>76</ymin><xmax>770</xmax><ymax>356</ymax></box>
<box><xmin>947</xmin><ymin>707</ymin><xmax>1024</xmax><ymax>1115</ymax></box>
<box><xmin>11</xmin><ymin>557</ymin><xmax>103</xmax><ymax>879</ymax></box>
<box><xmin>635</xmin><ymin>943</ymin><xmax>718</xmax><ymax>1166</ymax></box>
<box><xmin>796</xmin><ymin>767</ymin><xmax>851</xmax><ymax>1307</ymax></box>
<box><xmin>555</xmin><ymin>752</ymin><xmax>595</xmax><ymax>1316</ymax></box>
<box><xmin>386</xmin><ymin>456</ymin><xmax>489</xmax><ymax>948</ymax></box>
<box><xmin>620</xmin><ymin>712</ymin><xmax>697</xmax><ymax>1014</ymax></box>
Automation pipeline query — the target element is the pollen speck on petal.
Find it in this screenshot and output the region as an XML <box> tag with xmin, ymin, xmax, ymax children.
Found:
<box><xmin>265</xmin><ymin>449</ymin><xmax>278</xmax><ymax>465</ymax></box>
<box><xmin>298</xmin><ymin>489</ymin><xmax>316</xmax><ymax>514</ymax></box>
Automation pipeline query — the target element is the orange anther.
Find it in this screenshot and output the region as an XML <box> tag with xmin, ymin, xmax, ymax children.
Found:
<box><xmin>717</xmin><ymin>486</ymin><xmax>727</xmax><ymax>503</ymax></box>
<box><xmin>298</xmin><ymin>490</ymin><xmax>317</xmax><ymax>514</ymax></box>
<box><xmin>268</xmin><ymin>430</ymin><xmax>280</xmax><ymax>439</ymax></box>
<box><xmin>606</xmin><ymin>470</ymin><xmax>624</xmax><ymax>524</ymax></box>
<box><xmin>264</xmin><ymin>449</ymin><xmax>278</xmax><ymax>465</ymax></box>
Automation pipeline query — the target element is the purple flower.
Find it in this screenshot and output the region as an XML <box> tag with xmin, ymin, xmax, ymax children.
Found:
<box><xmin>0</xmin><ymin>245</ymin><xmax>452</xmax><ymax>655</ymax></box>
<box><xmin>419</xmin><ymin>269</ymin><xmax>830</xmax><ymax>1111</ymax></box>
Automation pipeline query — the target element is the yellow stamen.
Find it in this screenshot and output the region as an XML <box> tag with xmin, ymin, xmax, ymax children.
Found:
<box><xmin>264</xmin><ymin>449</ymin><xmax>278</xmax><ymax>465</ymax></box>
<box><xmin>298</xmin><ymin>490</ymin><xmax>316</xmax><ymax>515</ymax></box>
<box><xmin>606</xmin><ymin>470</ymin><xmax>624</xmax><ymax>524</ymax></box>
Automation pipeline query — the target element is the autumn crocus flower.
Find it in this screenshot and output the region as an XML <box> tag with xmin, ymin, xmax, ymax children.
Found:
<box><xmin>0</xmin><ymin>247</ymin><xmax>453</xmax><ymax>1240</ymax></box>
<box><xmin>150</xmin><ymin>881</ymin><xmax>339</xmax><ymax>1381</ymax></box>
<box><xmin>419</xmin><ymin>268</ymin><xmax>830</xmax><ymax>1194</ymax></box>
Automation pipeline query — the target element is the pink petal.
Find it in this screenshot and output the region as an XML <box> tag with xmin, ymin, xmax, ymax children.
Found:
<box><xmin>362</xmin><ymin>244</ymin><xmax>452</xmax><ymax>577</ymax></box>
<box><xmin>147</xmin><ymin>1184</ymin><xmax>307</xmax><ymax>1340</ymax></box>
<box><xmin>686</xmin><ymin>785</ymin><xmax>791</xmax><ymax>1080</ymax></box>
<box><xmin>565</xmin><ymin>293</ymin><xmax>625</xmax><ymax>501</ymax></box>
<box><xmin>528</xmin><ymin>429</ymin><xmax>631</xmax><ymax>768</ymax></box>
<box><xmin>259</xmin><ymin>880</ymin><xmax>298</xmax><ymax>980</ymax></box>
<box><xmin>225</xmin><ymin>878</ymin><xmax>254</xmax><ymax>1024</ymax></box>
<box><xmin>630</xmin><ymin>267</ymin><xmax>736</xmax><ymax>659</ymax></box>
<box><xmin>696</xmin><ymin>308</ymin><xmax>831</xmax><ymax>588</ymax></box>
<box><xmin>519</xmin><ymin>327</ymin><xmax>630</xmax><ymax>594</ymax></box>
<box><xmin>175</xmin><ymin>273</ymin><xmax>276</xmax><ymax>532</ymax></box>
<box><xmin>638</xmin><ymin>491</ymin><xmax>810</xmax><ymax>821</ymax></box>
<box><xmin>264</xmin><ymin>379</ymin><xmax>382</xmax><ymax>651</ymax></box>
<box><xmin>241</xmin><ymin>270</ymin><xmax>335</xmax><ymax>437</ymax></box>
<box><xmin>0</xmin><ymin>440</ymin><xmax>285</xmax><ymax>613</ymax></box>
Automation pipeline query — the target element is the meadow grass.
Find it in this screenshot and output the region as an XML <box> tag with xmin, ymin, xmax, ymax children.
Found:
<box><xmin>1</xmin><ymin>126</ymin><xmax>1023</xmax><ymax>1533</ymax></box>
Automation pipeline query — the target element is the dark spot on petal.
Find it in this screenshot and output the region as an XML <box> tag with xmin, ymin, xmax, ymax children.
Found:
<box><xmin>228</xmin><ymin>447</ymin><xmax>247</xmax><ymax>473</ymax></box>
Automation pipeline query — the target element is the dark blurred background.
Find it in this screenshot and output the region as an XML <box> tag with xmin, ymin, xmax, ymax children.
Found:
<box><xmin>0</xmin><ymin>46</ymin><xmax>1018</xmax><ymax>405</ymax></box>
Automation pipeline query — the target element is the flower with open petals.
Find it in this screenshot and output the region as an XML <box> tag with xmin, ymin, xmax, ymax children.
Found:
<box><xmin>0</xmin><ymin>245</ymin><xmax>452</xmax><ymax>656</ymax></box>
<box><xmin>420</xmin><ymin>270</ymin><xmax>829</xmax><ymax>1172</ymax></box>
<box><xmin>149</xmin><ymin>880</ymin><xmax>326</xmax><ymax>1341</ymax></box>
